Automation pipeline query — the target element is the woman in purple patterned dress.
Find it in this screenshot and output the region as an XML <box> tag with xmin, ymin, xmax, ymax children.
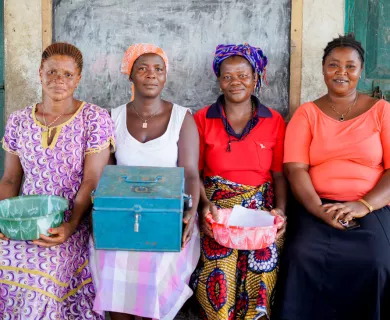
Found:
<box><xmin>0</xmin><ymin>43</ymin><xmax>115</xmax><ymax>319</ymax></box>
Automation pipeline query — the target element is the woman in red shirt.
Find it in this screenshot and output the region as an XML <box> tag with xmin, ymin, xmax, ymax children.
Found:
<box><xmin>273</xmin><ymin>35</ymin><xmax>390</xmax><ymax>320</ymax></box>
<box><xmin>190</xmin><ymin>43</ymin><xmax>287</xmax><ymax>320</ymax></box>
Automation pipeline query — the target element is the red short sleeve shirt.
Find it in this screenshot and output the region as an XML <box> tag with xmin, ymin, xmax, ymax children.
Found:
<box><xmin>195</xmin><ymin>97</ymin><xmax>286</xmax><ymax>186</ymax></box>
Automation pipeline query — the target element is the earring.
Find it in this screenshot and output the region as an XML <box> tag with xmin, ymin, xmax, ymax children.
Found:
<box><xmin>130</xmin><ymin>82</ymin><xmax>135</xmax><ymax>102</ymax></box>
<box><xmin>252</xmin><ymin>85</ymin><xmax>257</xmax><ymax>96</ymax></box>
<box><xmin>359</xmin><ymin>75</ymin><xmax>362</xmax><ymax>79</ymax></box>
<box><xmin>220</xmin><ymin>87</ymin><xmax>223</xmax><ymax>93</ymax></box>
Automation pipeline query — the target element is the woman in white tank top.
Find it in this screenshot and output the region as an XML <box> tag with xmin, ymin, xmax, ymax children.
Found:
<box><xmin>89</xmin><ymin>44</ymin><xmax>201</xmax><ymax>320</ymax></box>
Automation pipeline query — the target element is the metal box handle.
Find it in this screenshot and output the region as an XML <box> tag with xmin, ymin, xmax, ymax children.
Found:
<box><xmin>183</xmin><ymin>193</ymin><xmax>192</xmax><ymax>209</ymax></box>
<box><xmin>134</xmin><ymin>213</ymin><xmax>141</xmax><ymax>232</ymax></box>
<box><xmin>90</xmin><ymin>189</ymin><xmax>96</xmax><ymax>204</ymax></box>
<box><xmin>122</xmin><ymin>175</ymin><xmax>163</xmax><ymax>184</ymax></box>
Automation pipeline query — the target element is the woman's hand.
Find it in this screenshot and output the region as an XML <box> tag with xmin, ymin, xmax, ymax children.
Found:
<box><xmin>199</xmin><ymin>200</ymin><xmax>218</xmax><ymax>238</ymax></box>
<box><xmin>32</xmin><ymin>222</ymin><xmax>77</xmax><ymax>248</ymax></box>
<box><xmin>0</xmin><ymin>232</ymin><xmax>9</xmax><ymax>241</ymax></box>
<box><xmin>182</xmin><ymin>210</ymin><xmax>196</xmax><ymax>248</ymax></box>
<box><xmin>313</xmin><ymin>205</ymin><xmax>346</xmax><ymax>230</ymax></box>
<box><xmin>270</xmin><ymin>208</ymin><xmax>287</xmax><ymax>239</ymax></box>
<box><xmin>323</xmin><ymin>201</ymin><xmax>370</xmax><ymax>224</ymax></box>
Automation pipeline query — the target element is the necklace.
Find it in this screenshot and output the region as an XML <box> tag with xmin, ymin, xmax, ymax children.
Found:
<box><xmin>224</xmin><ymin>101</ymin><xmax>256</xmax><ymax>152</ymax></box>
<box><xmin>131</xmin><ymin>103</ymin><xmax>160</xmax><ymax>129</ymax></box>
<box><xmin>42</xmin><ymin>102</ymin><xmax>74</xmax><ymax>132</ymax></box>
<box><xmin>327</xmin><ymin>93</ymin><xmax>358</xmax><ymax>121</ymax></box>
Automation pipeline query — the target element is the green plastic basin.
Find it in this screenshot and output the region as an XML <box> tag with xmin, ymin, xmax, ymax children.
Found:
<box><xmin>0</xmin><ymin>195</ymin><xmax>69</xmax><ymax>241</ymax></box>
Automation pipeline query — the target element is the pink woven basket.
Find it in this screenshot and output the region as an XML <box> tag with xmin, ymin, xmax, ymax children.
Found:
<box><xmin>206</xmin><ymin>208</ymin><xmax>285</xmax><ymax>250</ymax></box>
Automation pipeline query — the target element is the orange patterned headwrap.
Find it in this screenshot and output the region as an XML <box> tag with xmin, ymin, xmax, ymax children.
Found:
<box><xmin>121</xmin><ymin>43</ymin><xmax>169</xmax><ymax>101</ymax></box>
<box><xmin>121</xmin><ymin>43</ymin><xmax>169</xmax><ymax>75</ymax></box>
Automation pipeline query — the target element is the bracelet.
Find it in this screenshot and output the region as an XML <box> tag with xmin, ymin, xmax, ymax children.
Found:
<box><xmin>358</xmin><ymin>198</ymin><xmax>374</xmax><ymax>213</ymax></box>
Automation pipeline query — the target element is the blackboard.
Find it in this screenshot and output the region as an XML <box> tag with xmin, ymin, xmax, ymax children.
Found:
<box><xmin>54</xmin><ymin>0</ymin><xmax>290</xmax><ymax>115</ymax></box>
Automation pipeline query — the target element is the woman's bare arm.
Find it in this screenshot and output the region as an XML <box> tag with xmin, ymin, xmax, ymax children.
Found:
<box><xmin>178</xmin><ymin>111</ymin><xmax>200</xmax><ymax>247</ymax></box>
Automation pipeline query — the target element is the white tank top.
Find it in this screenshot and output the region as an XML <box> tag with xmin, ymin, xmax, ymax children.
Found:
<box><xmin>111</xmin><ymin>103</ymin><xmax>190</xmax><ymax>167</ymax></box>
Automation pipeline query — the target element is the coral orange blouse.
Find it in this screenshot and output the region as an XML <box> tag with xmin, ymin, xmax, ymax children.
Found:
<box><xmin>284</xmin><ymin>99</ymin><xmax>390</xmax><ymax>201</ymax></box>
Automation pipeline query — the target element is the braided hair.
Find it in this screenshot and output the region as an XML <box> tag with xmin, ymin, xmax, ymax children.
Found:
<box><xmin>41</xmin><ymin>42</ymin><xmax>83</xmax><ymax>72</ymax></box>
<box><xmin>322</xmin><ymin>34</ymin><xmax>365</xmax><ymax>65</ymax></box>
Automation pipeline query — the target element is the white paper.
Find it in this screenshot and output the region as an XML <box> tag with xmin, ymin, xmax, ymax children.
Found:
<box><xmin>227</xmin><ymin>205</ymin><xmax>274</xmax><ymax>227</ymax></box>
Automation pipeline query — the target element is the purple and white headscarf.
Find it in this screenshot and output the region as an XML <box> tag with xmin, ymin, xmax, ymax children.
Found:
<box><xmin>213</xmin><ymin>43</ymin><xmax>268</xmax><ymax>95</ymax></box>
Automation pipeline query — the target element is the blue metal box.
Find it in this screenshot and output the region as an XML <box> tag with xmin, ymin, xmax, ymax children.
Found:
<box><xmin>92</xmin><ymin>165</ymin><xmax>184</xmax><ymax>252</ymax></box>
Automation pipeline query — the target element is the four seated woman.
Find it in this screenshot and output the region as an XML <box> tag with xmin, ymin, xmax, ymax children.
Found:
<box><xmin>1</xmin><ymin>34</ymin><xmax>388</xmax><ymax>320</ymax></box>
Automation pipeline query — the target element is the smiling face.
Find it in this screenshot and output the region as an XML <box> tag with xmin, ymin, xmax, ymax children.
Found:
<box><xmin>322</xmin><ymin>47</ymin><xmax>363</xmax><ymax>96</ymax></box>
<box><xmin>130</xmin><ymin>53</ymin><xmax>166</xmax><ymax>99</ymax></box>
<box><xmin>39</xmin><ymin>55</ymin><xmax>81</xmax><ymax>102</ymax></box>
<box><xmin>219</xmin><ymin>56</ymin><xmax>257</xmax><ymax>104</ymax></box>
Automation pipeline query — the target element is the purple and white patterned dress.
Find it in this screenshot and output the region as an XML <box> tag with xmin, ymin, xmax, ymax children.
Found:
<box><xmin>0</xmin><ymin>102</ymin><xmax>115</xmax><ymax>319</ymax></box>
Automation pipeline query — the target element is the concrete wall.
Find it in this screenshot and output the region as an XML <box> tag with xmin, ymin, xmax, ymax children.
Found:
<box><xmin>54</xmin><ymin>0</ymin><xmax>291</xmax><ymax>115</ymax></box>
<box><xmin>4</xmin><ymin>0</ymin><xmax>42</xmax><ymax>118</ymax></box>
<box><xmin>301</xmin><ymin>0</ymin><xmax>345</xmax><ymax>103</ymax></box>
<box><xmin>3</xmin><ymin>1</ymin><xmax>345</xmax><ymax>116</ymax></box>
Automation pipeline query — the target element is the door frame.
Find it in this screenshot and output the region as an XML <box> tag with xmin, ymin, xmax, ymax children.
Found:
<box><xmin>0</xmin><ymin>0</ymin><xmax>5</xmax><ymax>177</ymax></box>
<box><xmin>345</xmin><ymin>0</ymin><xmax>390</xmax><ymax>99</ymax></box>
<box><xmin>345</xmin><ymin>0</ymin><xmax>371</xmax><ymax>95</ymax></box>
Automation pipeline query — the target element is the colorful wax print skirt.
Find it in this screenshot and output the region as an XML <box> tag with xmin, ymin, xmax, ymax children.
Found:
<box><xmin>191</xmin><ymin>176</ymin><xmax>282</xmax><ymax>320</ymax></box>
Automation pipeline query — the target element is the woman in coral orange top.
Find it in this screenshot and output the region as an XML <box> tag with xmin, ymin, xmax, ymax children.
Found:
<box><xmin>273</xmin><ymin>34</ymin><xmax>390</xmax><ymax>320</ymax></box>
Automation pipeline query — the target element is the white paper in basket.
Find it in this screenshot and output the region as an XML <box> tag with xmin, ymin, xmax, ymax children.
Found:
<box><xmin>227</xmin><ymin>205</ymin><xmax>274</xmax><ymax>227</ymax></box>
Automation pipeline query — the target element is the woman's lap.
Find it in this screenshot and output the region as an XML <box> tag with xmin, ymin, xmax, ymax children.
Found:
<box><xmin>191</xmin><ymin>232</ymin><xmax>281</xmax><ymax>320</ymax></box>
<box><xmin>90</xmin><ymin>223</ymin><xmax>200</xmax><ymax>319</ymax></box>
<box><xmin>0</xmin><ymin>222</ymin><xmax>102</xmax><ymax>319</ymax></box>
<box><xmin>273</xmin><ymin>201</ymin><xmax>390</xmax><ymax>320</ymax></box>
<box><xmin>192</xmin><ymin>176</ymin><xmax>279</xmax><ymax>319</ymax></box>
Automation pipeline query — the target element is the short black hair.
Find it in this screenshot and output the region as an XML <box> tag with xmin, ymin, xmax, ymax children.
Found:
<box><xmin>322</xmin><ymin>33</ymin><xmax>365</xmax><ymax>65</ymax></box>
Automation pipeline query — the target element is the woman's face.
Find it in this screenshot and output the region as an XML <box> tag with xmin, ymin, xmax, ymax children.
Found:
<box><xmin>322</xmin><ymin>47</ymin><xmax>363</xmax><ymax>96</ymax></box>
<box><xmin>219</xmin><ymin>56</ymin><xmax>257</xmax><ymax>104</ymax></box>
<box><xmin>39</xmin><ymin>55</ymin><xmax>81</xmax><ymax>102</ymax></box>
<box><xmin>130</xmin><ymin>53</ymin><xmax>166</xmax><ymax>99</ymax></box>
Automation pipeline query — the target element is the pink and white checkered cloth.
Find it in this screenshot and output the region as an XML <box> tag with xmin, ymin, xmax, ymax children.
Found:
<box><xmin>89</xmin><ymin>223</ymin><xmax>200</xmax><ymax>319</ymax></box>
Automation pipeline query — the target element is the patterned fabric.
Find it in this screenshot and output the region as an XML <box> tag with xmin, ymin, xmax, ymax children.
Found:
<box><xmin>121</xmin><ymin>43</ymin><xmax>169</xmax><ymax>75</ymax></box>
<box><xmin>90</xmin><ymin>226</ymin><xmax>200</xmax><ymax>319</ymax></box>
<box><xmin>120</xmin><ymin>43</ymin><xmax>169</xmax><ymax>102</ymax></box>
<box><xmin>191</xmin><ymin>176</ymin><xmax>282</xmax><ymax>320</ymax></box>
<box><xmin>0</xmin><ymin>102</ymin><xmax>115</xmax><ymax>319</ymax></box>
<box><xmin>212</xmin><ymin>43</ymin><xmax>268</xmax><ymax>95</ymax></box>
